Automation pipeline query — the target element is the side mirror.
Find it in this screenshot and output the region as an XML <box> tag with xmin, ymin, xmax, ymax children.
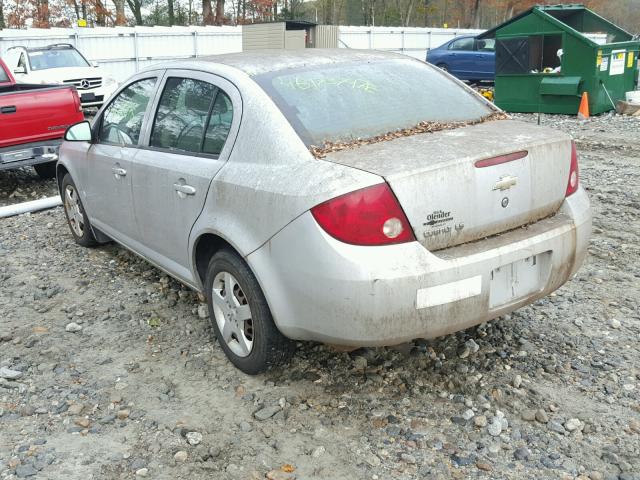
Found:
<box><xmin>92</xmin><ymin>61</ymin><xmax>99</xmax><ymax>68</ymax></box>
<box><xmin>13</xmin><ymin>66</ymin><xmax>26</xmax><ymax>75</ymax></box>
<box><xmin>65</xmin><ymin>121</ymin><xmax>92</xmax><ymax>142</ymax></box>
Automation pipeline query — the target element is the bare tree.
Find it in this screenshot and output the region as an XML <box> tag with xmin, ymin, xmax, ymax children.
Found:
<box><xmin>203</xmin><ymin>0</ymin><xmax>214</xmax><ymax>24</ymax></box>
<box><xmin>126</xmin><ymin>0</ymin><xmax>144</xmax><ymax>23</ymax></box>
<box><xmin>214</xmin><ymin>0</ymin><xmax>223</xmax><ymax>24</ymax></box>
<box><xmin>168</xmin><ymin>0</ymin><xmax>175</xmax><ymax>24</ymax></box>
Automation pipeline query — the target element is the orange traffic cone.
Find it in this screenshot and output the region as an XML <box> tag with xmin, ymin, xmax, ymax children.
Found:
<box><xmin>577</xmin><ymin>92</ymin><xmax>590</xmax><ymax>120</ymax></box>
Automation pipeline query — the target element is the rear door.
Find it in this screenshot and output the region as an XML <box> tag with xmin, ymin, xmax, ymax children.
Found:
<box><xmin>473</xmin><ymin>38</ymin><xmax>496</xmax><ymax>80</ymax></box>
<box><xmin>131</xmin><ymin>70</ymin><xmax>241</xmax><ymax>282</ymax></box>
<box><xmin>84</xmin><ymin>75</ymin><xmax>159</xmax><ymax>245</ymax></box>
<box><xmin>446</xmin><ymin>37</ymin><xmax>476</xmax><ymax>78</ymax></box>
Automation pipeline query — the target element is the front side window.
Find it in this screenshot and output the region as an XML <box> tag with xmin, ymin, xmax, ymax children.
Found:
<box><xmin>17</xmin><ymin>53</ymin><xmax>28</xmax><ymax>71</ymax></box>
<box><xmin>150</xmin><ymin>77</ymin><xmax>216</xmax><ymax>153</ymax></box>
<box><xmin>99</xmin><ymin>78</ymin><xmax>156</xmax><ymax>146</ymax></box>
<box><xmin>28</xmin><ymin>48</ymin><xmax>90</xmax><ymax>71</ymax></box>
<box><xmin>477</xmin><ymin>39</ymin><xmax>495</xmax><ymax>51</ymax></box>
<box><xmin>450</xmin><ymin>38</ymin><xmax>474</xmax><ymax>51</ymax></box>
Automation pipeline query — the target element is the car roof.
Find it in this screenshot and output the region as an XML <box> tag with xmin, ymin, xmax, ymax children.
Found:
<box><xmin>151</xmin><ymin>48</ymin><xmax>413</xmax><ymax>77</ymax></box>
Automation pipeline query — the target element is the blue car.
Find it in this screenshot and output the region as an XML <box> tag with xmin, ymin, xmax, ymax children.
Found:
<box><xmin>426</xmin><ymin>35</ymin><xmax>495</xmax><ymax>82</ymax></box>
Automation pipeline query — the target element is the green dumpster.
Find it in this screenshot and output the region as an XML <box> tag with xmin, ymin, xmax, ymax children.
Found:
<box><xmin>478</xmin><ymin>4</ymin><xmax>640</xmax><ymax>114</ymax></box>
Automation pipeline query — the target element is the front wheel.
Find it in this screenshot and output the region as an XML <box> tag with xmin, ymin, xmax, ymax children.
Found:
<box><xmin>34</xmin><ymin>161</ymin><xmax>57</xmax><ymax>180</ymax></box>
<box><xmin>437</xmin><ymin>63</ymin><xmax>449</xmax><ymax>72</ymax></box>
<box><xmin>61</xmin><ymin>174</ymin><xmax>97</xmax><ymax>247</ymax></box>
<box><xmin>205</xmin><ymin>249</ymin><xmax>294</xmax><ymax>374</ymax></box>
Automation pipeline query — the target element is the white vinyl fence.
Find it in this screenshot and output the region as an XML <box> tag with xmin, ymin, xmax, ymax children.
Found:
<box><xmin>0</xmin><ymin>25</ymin><xmax>482</xmax><ymax>82</ymax></box>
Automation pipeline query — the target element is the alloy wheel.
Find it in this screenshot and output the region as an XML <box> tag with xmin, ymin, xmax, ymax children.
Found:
<box><xmin>211</xmin><ymin>271</ymin><xmax>254</xmax><ymax>357</ymax></box>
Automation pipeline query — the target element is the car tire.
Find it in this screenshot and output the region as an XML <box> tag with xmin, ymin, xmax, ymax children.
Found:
<box><xmin>61</xmin><ymin>174</ymin><xmax>97</xmax><ymax>247</ymax></box>
<box><xmin>205</xmin><ymin>249</ymin><xmax>294</xmax><ymax>374</ymax></box>
<box><xmin>34</xmin><ymin>161</ymin><xmax>57</xmax><ymax>180</ymax></box>
<box><xmin>437</xmin><ymin>63</ymin><xmax>449</xmax><ymax>72</ymax></box>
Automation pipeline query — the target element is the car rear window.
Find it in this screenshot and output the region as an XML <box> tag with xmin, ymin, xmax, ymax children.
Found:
<box><xmin>254</xmin><ymin>58</ymin><xmax>493</xmax><ymax>147</ymax></box>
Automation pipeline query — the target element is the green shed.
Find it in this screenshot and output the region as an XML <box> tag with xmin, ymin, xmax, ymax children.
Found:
<box><xmin>478</xmin><ymin>4</ymin><xmax>640</xmax><ymax>115</ymax></box>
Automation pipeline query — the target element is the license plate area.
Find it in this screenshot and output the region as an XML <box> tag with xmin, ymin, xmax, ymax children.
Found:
<box><xmin>489</xmin><ymin>252</ymin><xmax>551</xmax><ymax>308</ymax></box>
<box><xmin>81</xmin><ymin>92</ymin><xmax>96</xmax><ymax>102</ymax></box>
<box><xmin>1</xmin><ymin>148</ymin><xmax>36</xmax><ymax>164</ymax></box>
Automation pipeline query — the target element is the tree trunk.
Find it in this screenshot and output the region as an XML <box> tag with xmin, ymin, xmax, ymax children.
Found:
<box><xmin>203</xmin><ymin>0</ymin><xmax>214</xmax><ymax>24</ymax></box>
<box><xmin>126</xmin><ymin>0</ymin><xmax>144</xmax><ymax>24</ymax></box>
<box><xmin>0</xmin><ymin>0</ymin><xmax>4</xmax><ymax>29</ymax></box>
<box><xmin>168</xmin><ymin>0</ymin><xmax>175</xmax><ymax>25</ymax></box>
<box><xmin>214</xmin><ymin>0</ymin><xmax>224</xmax><ymax>24</ymax></box>
<box><xmin>94</xmin><ymin>0</ymin><xmax>107</xmax><ymax>26</ymax></box>
<box><xmin>471</xmin><ymin>0</ymin><xmax>481</xmax><ymax>28</ymax></box>
<box><xmin>114</xmin><ymin>0</ymin><xmax>127</xmax><ymax>25</ymax></box>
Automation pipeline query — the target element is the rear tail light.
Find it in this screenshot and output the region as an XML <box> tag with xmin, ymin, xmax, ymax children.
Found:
<box><xmin>566</xmin><ymin>140</ymin><xmax>579</xmax><ymax>197</ymax></box>
<box><xmin>311</xmin><ymin>183</ymin><xmax>416</xmax><ymax>246</ymax></box>
<box><xmin>72</xmin><ymin>89</ymin><xmax>82</xmax><ymax>112</ymax></box>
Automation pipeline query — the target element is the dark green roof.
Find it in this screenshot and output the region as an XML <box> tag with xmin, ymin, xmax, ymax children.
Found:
<box><xmin>478</xmin><ymin>4</ymin><xmax>633</xmax><ymax>44</ymax></box>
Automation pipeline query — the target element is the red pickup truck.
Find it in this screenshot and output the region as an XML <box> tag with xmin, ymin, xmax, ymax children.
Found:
<box><xmin>0</xmin><ymin>58</ymin><xmax>84</xmax><ymax>179</ymax></box>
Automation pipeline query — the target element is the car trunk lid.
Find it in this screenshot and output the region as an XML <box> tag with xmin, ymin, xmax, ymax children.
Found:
<box><xmin>321</xmin><ymin>120</ymin><xmax>572</xmax><ymax>251</ymax></box>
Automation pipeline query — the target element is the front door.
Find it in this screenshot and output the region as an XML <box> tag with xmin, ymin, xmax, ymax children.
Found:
<box><xmin>84</xmin><ymin>76</ymin><xmax>158</xmax><ymax>245</ymax></box>
<box><xmin>131</xmin><ymin>71</ymin><xmax>241</xmax><ymax>282</ymax></box>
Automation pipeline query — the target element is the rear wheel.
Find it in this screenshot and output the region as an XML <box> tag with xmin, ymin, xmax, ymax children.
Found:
<box><xmin>61</xmin><ymin>174</ymin><xmax>97</xmax><ymax>247</ymax></box>
<box><xmin>34</xmin><ymin>161</ymin><xmax>57</xmax><ymax>180</ymax></box>
<box><xmin>205</xmin><ymin>249</ymin><xmax>294</xmax><ymax>374</ymax></box>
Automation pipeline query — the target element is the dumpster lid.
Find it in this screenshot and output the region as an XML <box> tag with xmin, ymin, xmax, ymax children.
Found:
<box><xmin>539</xmin><ymin>76</ymin><xmax>582</xmax><ymax>96</ymax></box>
<box><xmin>478</xmin><ymin>4</ymin><xmax>633</xmax><ymax>44</ymax></box>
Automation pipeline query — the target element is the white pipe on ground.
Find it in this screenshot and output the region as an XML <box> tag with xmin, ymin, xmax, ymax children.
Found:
<box><xmin>0</xmin><ymin>196</ymin><xmax>62</xmax><ymax>219</ymax></box>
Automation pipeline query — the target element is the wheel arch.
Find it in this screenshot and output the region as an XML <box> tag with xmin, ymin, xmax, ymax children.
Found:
<box><xmin>56</xmin><ymin>163</ymin><xmax>70</xmax><ymax>195</ymax></box>
<box><xmin>192</xmin><ymin>231</ymin><xmax>243</xmax><ymax>290</ymax></box>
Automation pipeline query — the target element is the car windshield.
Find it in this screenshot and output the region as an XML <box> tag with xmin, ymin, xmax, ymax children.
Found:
<box><xmin>28</xmin><ymin>48</ymin><xmax>90</xmax><ymax>71</ymax></box>
<box><xmin>255</xmin><ymin>58</ymin><xmax>493</xmax><ymax>146</ymax></box>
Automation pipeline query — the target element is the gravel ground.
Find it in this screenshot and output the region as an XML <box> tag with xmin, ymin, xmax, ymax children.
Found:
<box><xmin>0</xmin><ymin>168</ymin><xmax>58</xmax><ymax>207</ymax></box>
<box><xmin>1</xmin><ymin>113</ymin><xmax>639</xmax><ymax>480</ymax></box>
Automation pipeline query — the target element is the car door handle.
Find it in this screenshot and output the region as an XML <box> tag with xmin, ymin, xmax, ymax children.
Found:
<box><xmin>173</xmin><ymin>183</ymin><xmax>196</xmax><ymax>196</ymax></box>
<box><xmin>112</xmin><ymin>167</ymin><xmax>127</xmax><ymax>177</ymax></box>
<box><xmin>0</xmin><ymin>105</ymin><xmax>16</xmax><ymax>114</ymax></box>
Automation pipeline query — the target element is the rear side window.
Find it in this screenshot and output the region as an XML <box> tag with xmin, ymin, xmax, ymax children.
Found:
<box><xmin>203</xmin><ymin>91</ymin><xmax>233</xmax><ymax>155</ymax></box>
<box><xmin>150</xmin><ymin>77</ymin><xmax>216</xmax><ymax>153</ymax></box>
<box><xmin>99</xmin><ymin>78</ymin><xmax>156</xmax><ymax>146</ymax></box>
<box><xmin>150</xmin><ymin>77</ymin><xmax>234</xmax><ymax>156</ymax></box>
<box><xmin>255</xmin><ymin>59</ymin><xmax>492</xmax><ymax>146</ymax></box>
<box><xmin>449</xmin><ymin>38</ymin><xmax>474</xmax><ymax>51</ymax></box>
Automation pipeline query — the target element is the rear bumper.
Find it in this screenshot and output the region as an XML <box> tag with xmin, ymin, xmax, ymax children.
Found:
<box><xmin>0</xmin><ymin>140</ymin><xmax>61</xmax><ymax>171</ymax></box>
<box><xmin>247</xmin><ymin>187</ymin><xmax>591</xmax><ymax>346</ymax></box>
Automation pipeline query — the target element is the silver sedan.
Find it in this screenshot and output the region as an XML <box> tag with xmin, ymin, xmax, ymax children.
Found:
<box><xmin>58</xmin><ymin>49</ymin><xmax>591</xmax><ymax>374</ymax></box>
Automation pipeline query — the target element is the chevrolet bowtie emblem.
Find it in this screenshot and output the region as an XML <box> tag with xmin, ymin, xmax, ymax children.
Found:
<box><xmin>493</xmin><ymin>175</ymin><xmax>518</xmax><ymax>191</ymax></box>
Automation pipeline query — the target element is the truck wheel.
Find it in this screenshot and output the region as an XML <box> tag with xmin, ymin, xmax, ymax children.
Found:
<box><xmin>34</xmin><ymin>161</ymin><xmax>57</xmax><ymax>180</ymax></box>
<box><xmin>61</xmin><ymin>174</ymin><xmax>97</xmax><ymax>247</ymax></box>
<box><xmin>205</xmin><ymin>249</ymin><xmax>294</xmax><ymax>375</ymax></box>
